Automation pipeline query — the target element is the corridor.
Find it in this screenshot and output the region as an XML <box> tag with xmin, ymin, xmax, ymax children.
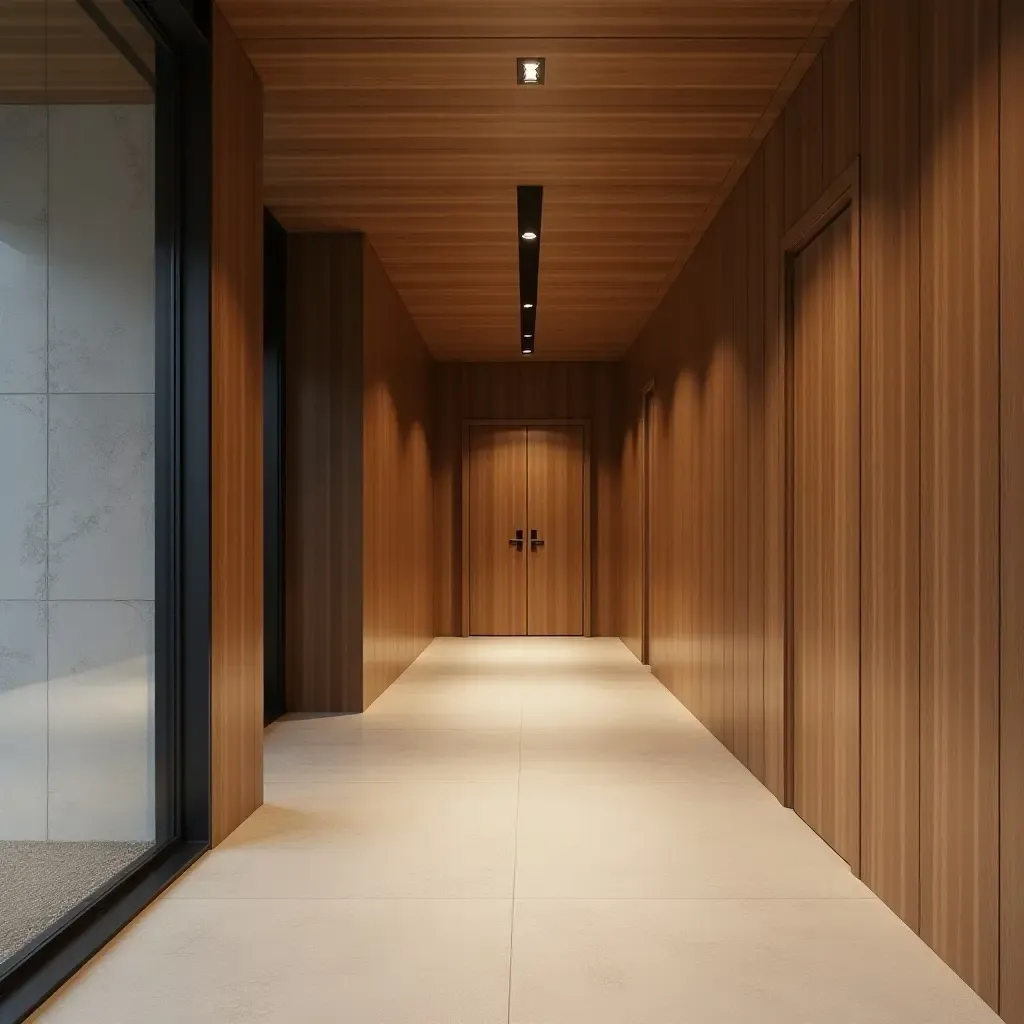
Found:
<box><xmin>35</xmin><ymin>639</ymin><xmax>997</xmax><ymax>1023</ymax></box>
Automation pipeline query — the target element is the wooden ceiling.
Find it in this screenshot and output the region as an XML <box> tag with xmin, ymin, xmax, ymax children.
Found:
<box><xmin>0</xmin><ymin>0</ymin><xmax>154</xmax><ymax>103</ymax></box>
<box><xmin>223</xmin><ymin>0</ymin><xmax>851</xmax><ymax>360</ymax></box>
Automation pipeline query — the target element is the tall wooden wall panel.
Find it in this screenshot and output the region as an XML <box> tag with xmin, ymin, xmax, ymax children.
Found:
<box><xmin>859</xmin><ymin>0</ymin><xmax>921</xmax><ymax>933</ymax></box>
<box><xmin>822</xmin><ymin>2</ymin><xmax>861</xmax><ymax>182</ymax></box>
<box><xmin>433</xmin><ymin>362</ymin><xmax>620</xmax><ymax>639</ymax></box>
<box><xmin>619</xmin><ymin>151</ymin><xmax>764</xmax><ymax>773</ymax></box>
<box><xmin>287</xmin><ymin>235</ymin><xmax>433</xmax><ymax>713</ymax></box>
<box><xmin>362</xmin><ymin>241</ymin><xmax>434</xmax><ymax>707</ymax></box>
<box><xmin>762</xmin><ymin>120</ymin><xmax>787</xmax><ymax>802</ymax></box>
<box><xmin>285</xmin><ymin>234</ymin><xmax>364</xmax><ymax>714</ymax></box>
<box><xmin>618</xmin><ymin>373</ymin><xmax>643</xmax><ymax>661</ymax></box>
<box><xmin>1002</xmin><ymin>3</ymin><xmax>1024</xmax><ymax>1019</ymax></box>
<box><xmin>784</xmin><ymin>55</ymin><xmax>824</xmax><ymax>228</ymax></box>
<box><xmin>745</xmin><ymin>148</ymin><xmax>767</xmax><ymax>785</ymax></box>
<box><xmin>723</xmin><ymin>186</ymin><xmax>749</xmax><ymax>762</ymax></box>
<box><xmin>618</xmin><ymin>0</ymin><xmax>1019</xmax><ymax>1014</ymax></box>
<box><xmin>919</xmin><ymin>0</ymin><xmax>1000</xmax><ymax>1005</ymax></box>
<box><xmin>211</xmin><ymin>4</ymin><xmax>264</xmax><ymax>845</ymax></box>
<box><xmin>707</xmin><ymin>226</ymin><xmax>728</xmax><ymax>742</ymax></box>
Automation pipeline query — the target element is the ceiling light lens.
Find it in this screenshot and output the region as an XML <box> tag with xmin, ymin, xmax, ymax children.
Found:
<box><xmin>523</xmin><ymin>303</ymin><xmax>534</xmax><ymax>309</ymax></box>
<box><xmin>517</xmin><ymin>57</ymin><xmax>546</xmax><ymax>86</ymax></box>
<box><xmin>521</xmin><ymin>231</ymin><xmax>537</xmax><ymax>241</ymax></box>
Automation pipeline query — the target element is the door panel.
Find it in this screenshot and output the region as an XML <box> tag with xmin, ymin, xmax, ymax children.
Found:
<box><xmin>792</xmin><ymin>207</ymin><xmax>861</xmax><ymax>869</ymax></box>
<box><xmin>467</xmin><ymin>426</ymin><xmax>528</xmax><ymax>635</ymax></box>
<box><xmin>527</xmin><ymin>425</ymin><xmax>586</xmax><ymax>636</ymax></box>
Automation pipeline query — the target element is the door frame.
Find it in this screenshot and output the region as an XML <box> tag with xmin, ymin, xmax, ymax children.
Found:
<box><xmin>780</xmin><ymin>159</ymin><xmax>861</xmax><ymax>854</ymax></box>
<box><xmin>461</xmin><ymin>419</ymin><xmax>592</xmax><ymax>638</ymax></box>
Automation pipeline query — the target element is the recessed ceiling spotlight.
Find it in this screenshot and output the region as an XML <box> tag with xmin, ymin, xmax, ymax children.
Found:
<box><xmin>523</xmin><ymin>303</ymin><xmax>534</xmax><ymax>309</ymax></box>
<box><xmin>517</xmin><ymin>57</ymin><xmax>546</xmax><ymax>85</ymax></box>
<box><xmin>524</xmin><ymin>334</ymin><xmax>533</xmax><ymax>339</ymax></box>
<box><xmin>521</xmin><ymin>231</ymin><xmax>537</xmax><ymax>241</ymax></box>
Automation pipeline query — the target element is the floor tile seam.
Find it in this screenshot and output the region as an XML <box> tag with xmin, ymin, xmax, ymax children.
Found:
<box><xmin>139</xmin><ymin>893</ymin><xmax>881</xmax><ymax>905</ymax></box>
<box><xmin>506</xmin><ymin>697</ymin><xmax>524</xmax><ymax>1024</ymax></box>
<box><xmin>159</xmin><ymin>895</ymin><xmax>518</xmax><ymax>902</ymax></box>
<box><xmin>508</xmin><ymin>895</ymin><xmax>879</xmax><ymax>902</ymax></box>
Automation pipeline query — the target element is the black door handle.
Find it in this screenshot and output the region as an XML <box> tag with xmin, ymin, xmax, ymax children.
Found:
<box><xmin>530</xmin><ymin>529</ymin><xmax>544</xmax><ymax>548</ymax></box>
<box><xmin>509</xmin><ymin>529</ymin><xmax>524</xmax><ymax>549</ymax></box>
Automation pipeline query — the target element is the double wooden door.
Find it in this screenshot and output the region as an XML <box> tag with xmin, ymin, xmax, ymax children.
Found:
<box><xmin>466</xmin><ymin>424</ymin><xmax>586</xmax><ymax>636</ymax></box>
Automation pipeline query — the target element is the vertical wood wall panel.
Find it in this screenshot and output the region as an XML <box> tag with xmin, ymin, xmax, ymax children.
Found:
<box><xmin>433</xmin><ymin>362</ymin><xmax>619</xmax><ymax>638</ymax></box>
<box><xmin>286</xmin><ymin>236</ymin><xmax>433</xmax><ymax>712</ymax></box>
<box><xmin>822</xmin><ymin>2</ymin><xmax>861</xmax><ymax>182</ymax></box>
<box><xmin>1003</xmin><ymin>1</ymin><xmax>1024</xmax><ymax>1017</ymax></box>
<box><xmin>362</xmin><ymin>240</ymin><xmax>434</xmax><ymax>707</ymax></box>
<box><xmin>762</xmin><ymin>121</ymin><xmax>787</xmax><ymax>802</ymax></box>
<box><xmin>791</xmin><ymin>207</ymin><xmax>861</xmax><ymax>872</ymax></box>
<box><xmin>746</xmin><ymin>149</ymin><xmax>767</xmax><ymax>785</ymax></box>
<box><xmin>919</xmin><ymin>0</ymin><xmax>1000</xmax><ymax>1005</ymax></box>
<box><xmin>784</xmin><ymin>56</ymin><xmax>824</xmax><ymax>228</ymax></box>
<box><xmin>285</xmin><ymin>234</ymin><xmax>364</xmax><ymax>713</ymax></box>
<box><xmin>211</xmin><ymin>4</ymin><xmax>264</xmax><ymax>846</ymax></box>
<box><xmin>620</xmin><ymin>1</ymin><xmax>1018</xmax><ymax>1012</ymax></box>
<box><xmin>859</xmin><ymin>0</ymin><xmax>922</xmax><ymax>932</ymax></box>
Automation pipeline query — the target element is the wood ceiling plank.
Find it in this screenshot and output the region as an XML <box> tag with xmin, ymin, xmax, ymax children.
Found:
<box><xmin>222</xmin><ymin>0</ymin><xmax>848</xmax><ymax>358</ymax></box>
<box><xmin>220</xmin><ymin>1</ymin><xmax>842</xmax><ymax>41</ymax></box>
<box><xmin>0</xmin><ymin>0</ymin><xmax>154</xmax><ymax>103</ymax></box>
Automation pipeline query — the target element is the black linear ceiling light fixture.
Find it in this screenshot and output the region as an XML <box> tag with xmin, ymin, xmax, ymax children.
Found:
<box><xmin>517</xmin><ymin>185</ymin><xmax>543</xmax><ymax>355</ymax></box>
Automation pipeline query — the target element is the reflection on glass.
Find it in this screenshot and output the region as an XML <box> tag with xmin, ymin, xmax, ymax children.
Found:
<box><xmin>0</xmin><ymin>0</ymin><xmax>156</xmax><ymax>968</ymax></box>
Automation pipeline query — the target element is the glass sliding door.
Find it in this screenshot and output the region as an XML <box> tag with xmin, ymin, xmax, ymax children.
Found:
<box><xmin>0</xmin><ymin>0</ymin><xmax>211</xmax><ymax>1011</ymax></box>
<box><xmin>0</xmin><ymin>0</ymin><xmax>158</xmax><ymax>967</ymax></box>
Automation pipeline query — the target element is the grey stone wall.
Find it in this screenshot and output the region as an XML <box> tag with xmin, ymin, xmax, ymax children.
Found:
<box><xmin>0</xmin><ymin>104</ymin><xmax>155</xmax><ymax>842</ymax></box>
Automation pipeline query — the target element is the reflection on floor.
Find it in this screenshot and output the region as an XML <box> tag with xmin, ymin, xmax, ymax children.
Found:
<box><xmin>33</xmin><ymin>638</ymin><xmax>1000</xmax><ymax>1022</ymax></box>
<box><xmin>1</xmin><ymin>841</ymin><xmax>150</xmax><ymax>965</ymax></box>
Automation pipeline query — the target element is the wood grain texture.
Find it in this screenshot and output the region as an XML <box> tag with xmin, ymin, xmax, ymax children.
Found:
<box><xmin>220</xmin><ymin>1</ymin><xmax>850</xmax><ymax>40</ymax></box>
<box><xmin>821</xmin><ymin>1</ymin><xmax>860</xmax><ymax>183</ymax></box>
<box><xmin>618</xmin><ymin>385</ymin><xmax>643</xmax><ymax>661</ymax></box>
<box><xmin>1003</xmin><ymin>3</ymin><xmax>1024</xmax><ymax>1019</ymax></box>
<box><xmin>618</xmin><ymin>157</ymin><xmax>761</xmax><ymax>777</ymax></box>
<box><xmin>783</xmin><ymin>54</ymin><xmax>823</xmax><ymax>228</ymax></box>
<box><xmin>0</xmin><ymin>0</ymin><xmax>155</xmax><ymax>103</ymax></box>
<box><xmin>362</xmin><ymin>240</ymin><xmax>434</xmax><ymax>707</ymax></box>
<box><xmin>434</xmin><ymin>362</ymin><xmax>619</xmax><ymax>637</ymax></box>
<box><xmin>527</xmin><ymin>426</ymin><xmax>587</xmax><ymax>636</ymax></box>
<box><xmin>286</xmin><ymin>236</ymin><xmax>433</xmax><ymax>711</ymax></box>
<box><xmin>617</xmin><ymin>0</ymin><xmax>1020</xmax><ymax>1012</ymax></box>
<box><xmin>1002</xmin><ymin>3</ymin><xmax>1024</xmax><ymax>1018</ymax></box>
<box><xmin>859</xmin><ymin>0</ymin><xmax>921</xmax><ymax>932</ymax></box>
<box><xmin>920</xmin><ymin>0</ymin><xmax>1000</xmax><ymax>1005</ymax></box>
<box><xmin>746</xmin><ymin>147</ymin><xmax>767</xmax><ymax>785</ymax></box>
<box><xmin>790</xmin><ymin>206</ymin><xmax>860</xmax><ymax>871</ymax></box>
<box><xmin>284</xmin><ymin>233</ymin><xmax>364</xmax><ymax>714</ymax></box>
<box><xmin>726</xmin><ymin>187</ymin><xmax>749</xmax><ymax>765</ymax></box>
<box><xmin>466</xmin><ymin>426</ymin><xmax>528</xmax><ymax>636</ymax></box>
<box><xmin>762</xmin><ymin>120</ymin><xmax>787</xmax><ymax>802</ymax></box>
<box><xmin>211</xmin><ymin>4</ymin><xmax>264</xmax><ymax>846</ymax></box>
<box><xmin>215</xmin><ymin>0</ymin><xmax>848</xmax><ymax>360</ymax></box>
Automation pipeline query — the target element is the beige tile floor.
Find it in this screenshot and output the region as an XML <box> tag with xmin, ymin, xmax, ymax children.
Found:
<box><xmin>33</xmin><ymin>637</ymin><xmax>1000</xmax><ymax>1023</ymax></box>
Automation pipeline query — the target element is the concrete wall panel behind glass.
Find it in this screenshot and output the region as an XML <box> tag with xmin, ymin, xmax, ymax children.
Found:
<box><xmin>0</xmin><ymin>99</ymin><xmax>155</xmax><ymax>843</ymax></box>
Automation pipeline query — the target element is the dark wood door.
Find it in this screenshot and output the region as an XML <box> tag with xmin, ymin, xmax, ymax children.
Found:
<box><xmin>527</xmin><ymin>425</ymin><xmax>586</xmax><ymax>636</ymax></box>
<box><xmin>467</xmin><ymin>425</ymin><xmax>528</xmax><ymax>635</ymax></box>
<box><xmin>791</xmin><ymin>206</ymin><xmax>861</xmax><ymax>870</ymax></box>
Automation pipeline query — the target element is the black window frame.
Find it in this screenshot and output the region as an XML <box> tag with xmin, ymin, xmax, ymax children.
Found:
<box><xmin>0</xmin><ymin>2</ymin><xmax>213</xmax><ymax>1020</ymax></box>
